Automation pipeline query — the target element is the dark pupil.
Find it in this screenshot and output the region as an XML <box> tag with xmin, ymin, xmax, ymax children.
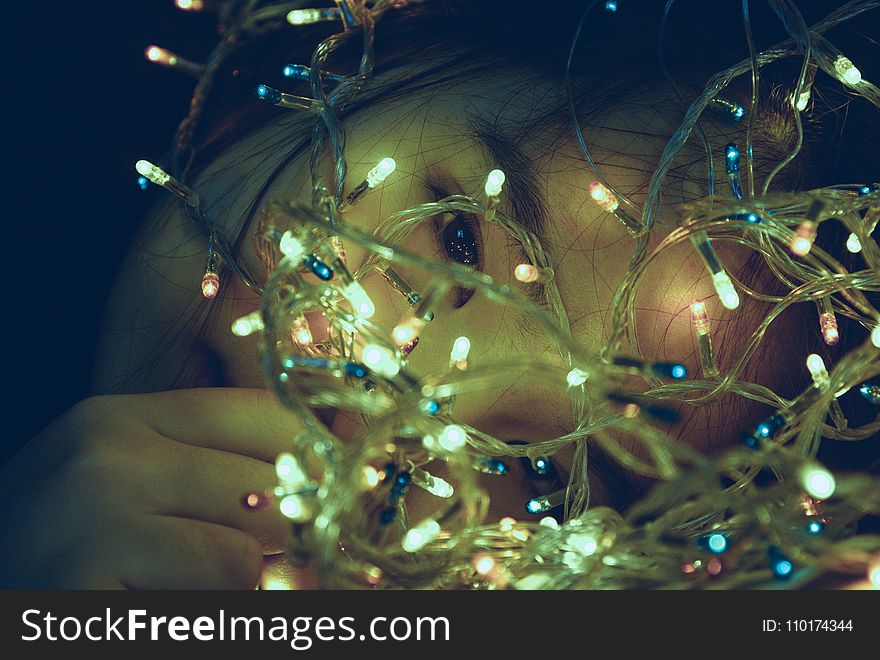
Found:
<box><xmin>442</xmin><ymin>217</ymin><xmax>479</xmax><ymax>266</ymax></box>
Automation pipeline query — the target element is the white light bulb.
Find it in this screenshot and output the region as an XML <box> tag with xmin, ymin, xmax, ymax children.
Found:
<box><xmin>438</xmin><ymin>424</ymin><xmax>467</xmax><ymax>452</ymax></box>
<box><xmin>402</xmin><ymin>519</ymin><xmax>441</xmax><ymax>553</ymax></box>
<box><xmin>366</xmin><ymin>157</ymin><xmax>396</xmax><ymax>188</ymax></box>
<box><xmin>342</xmin><ymin>281</ymin><xmax>376</xmax><ymax>319</ymax></box>
<box><xmin>280</xmin><ymin>231</ymin><xmax>305</xmax><ymax>260</ymax></box>
<box><xmin>712</xmin><ymin>271</ymin><xmax>740</xmax><ymax>310</ymax></box>
<box><xmin>484</xmin><ymin>169</ymin><xmax>505</xmax><ymax>197</ymax></box>
<box><xmin>362</xmin><ymin>344</ymin><xmax>400</xmax><ymax>378</ymax></box>
<box><xmin>450</xmin><ymin>336</ymin><xmax>471</xmax><ymax>362</ymax></box>
<box><xmin>567</xmin><ymin>368</ymin><xmax>588</xmax><ymax>387</ymax></box>
<box><xmin>872</xmin><ymin>325</ymin><xmax>880</xmax><ymax>348</ymax></box>
<box><xmin>801</xmin><ymin>464</ymin><xmax>836</xmax><ymax>500</ymax></box>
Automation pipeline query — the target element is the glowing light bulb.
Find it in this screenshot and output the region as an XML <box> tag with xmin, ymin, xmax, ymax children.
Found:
<box><xmin>279</xmin><ymin>495</ymin><xmax>309</xmax><ymax>521</ymax></box>
<box><xmin>144</xmin><ymin>44</ymin><xmax>204</xmax><ymax>77</ymax></box>
<box><xmin>361</xmin><ymin>465</ymin><xmax>380</xmax><ymax>489</ymax></box>
<box><xmin>135</xmin><ymin>159</ymin><xmax>170</xmax><ymax>186</ymax></box>
<box><xmin>801</xmin><ymin>464</ymin><xmax>836</xmax><ymax>500</ymax></box>
<box><xmin>276</xmin><ymin>452</ymin><xmax>308</xmax><ymax>488</ymax></box>
<box><xmin>869</xmin><ymin>559</ymin><xmax>880</xmax><ymax>587</ymax></box>
<box><xmin>402</xmin><ymin>518</ymin><xmax>441</xmax><ymax>553</ymax></box>
<box><xmin>872</xmin><ymin>325</ymin><xmax>880</xmax><ymax>348</ymax></box>
<box><xmin>342</xmin><ymin>281</ymin><xmax>376</xmax><ymax>319</ymax></box>
<box><xmin>366</xmin><ymin>157</ymin><xmax>396</xmax><ymax>188</ymax></box>
<box><xmin>711</xmin><ymin>97</ymin><xmax>745</xmax><ymax>122</ymax></box>
<box><xmin>287</xmin><ymin>8</ymin><xmax>339</xmax><ymax>25</ymax></box>
<box><xmin>712</xmin><ymin>271</ymin><xmax>740</xmax><ymax>310</ymax></box>
<box><xmin>279</xmin><ymin>231</ymin><xmax>305</xmax><ymax>260</ymax></box>
<box><xmin>806</xmin><ymin>353</ymin><xmax>830</xmax><ymax>389</ymax></box>
<box><xmin>361</xmin><ymin>344</ymin><xmax>400</xmax><ymax>378</ymax></box>
<box><xmin>690</xmin><ymin>299</ymin><xmax>709</xmax><ymax>333</ymax></box>
<box><xmin>539</xmin><ymin>517</ymin><xmax>559</xmax><ymax>529</ymax></box>
<box><xmin>412</xmin><ymin>468</ymin><xmax>454</xmax><ymax>498</ymax></box>
<box><xmin>450</xmin><ymin>336</ymin><xmax>471</xmax><ymax>365</ymax></box>
<box><xmin>515</xmin><ymin>264</ymin><xmax>539</xmax><ymax>283</ymax></box>
<box><xmin>145</xmin><ymin>45</ymin><xmax>175</xmax><ymax>65</ymax></box>
<box><xmin>794</xmin><ymin>90</ymin><xmax>811</xmax><ymax>111</ymax></box>
<box><xmin>525</xmin><ymin>489</ymin><xmax>566</xmax><ymax>514</ymax></box>
<box><xmin>201</xmin><ymin>271</ymin><xmax>219</xmax><ymax>299</ymax></box>
<box><xmin>438</xmin><ymin>424</ymin><xmax>467</xmax><ymax>452</ymax></box>
<box><xmin>484</xmin><ymin>169</ymin><xmax>505</xmax><ymax>197</ymax></box>
<box><xmin>846</xmin><ymin>232</ymin><xmax>862</xmax><ymax>253</ymax></box>
<box><xmin>703</xmin><ymin>532</ymin><xmax>728</xmax><ymax>554</ymax></box>
<box><xmin>291</xmin><ymin>315</ymin><xmax>313</xmax><ymax>346</ymax></box>
<box><xmin>175</xmin><ymin>0</ymin><xmax>204</xmax><ymax>10</ymax></box>
<box><xmin>231</xmin><ymin>311</ymin><xmax>263</xmax><ymax>337</ymax></box>
<box><xmin>514</xmin><ymin>264</ymin><xmax>553</xmax><ymax>283</ymax></box>
<box><xmin>725</xmin><ymin>143</ymin><xmax>743</xmax><ymax>199</ymax></box>
<box><xmin>819</xmin><ymin>311</ymin><xmax>839</xmax><ymax>346</ymax></box>
<box><xmin>137</xmin><ymin>175</ymin><xmax>149</xmax><ymax>190</ymax></box>
<box><xmin>791</xmin><ymin>221</ymin><xmax>816</xmax><ymax>256</ymax></box>
<box><xmin>134</xmin><ymin>159</ymin><xmax>199</xmax><ymax>205</ymax></box>
<box><xmin>605</xmin><ymin>0</ymin><xmax>618</xmax><ymax>11</ymax></box>
<box><xmin>567</xmin><ymin>368</ymin><xmax>588</xmax><ymax>387</ymax></box>
<box><xmin>392</xmin><ymin>316</ymin><xmax>423</xmax><ymax>347</ymax></box>
<box><xmin>588</xmin><ymin>181</ymin><xmax>620</xmax><ymax>212</ymax></box>
<box><xmin>483</xmin><ymin>169</ymin><xmax>506</xmax><ymax>221</ymax></box>
<box><xmin>833</xmin><ymin>55</ymin><xmax>861</xmax><ymax>85</ymax></box>
<box><xmin>473</xmin><ymin>554</ymin><xmax>496</xmax><ymax>576</ymax></box>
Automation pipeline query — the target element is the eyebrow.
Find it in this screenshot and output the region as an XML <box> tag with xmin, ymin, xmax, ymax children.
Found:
<box><xmin>465</xmin><ymin>118</ymin><xmax>549</xmax><ymax>242</ymax></box>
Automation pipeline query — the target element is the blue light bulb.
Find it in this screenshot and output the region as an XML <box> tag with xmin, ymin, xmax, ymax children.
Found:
<box><xmin>605</xmin><ymin>0</ymin><xmax>618</xmax><ymax>11</ymax></box>
<box><xmin>806</xmin><ymin>520</ymin><xmax>824</xmax><ymax>535</ymax></box>
<box><xmin>702</xmin><ymin>532</ymin><xmax>728</xmax><ymax>554</ymax></box>
<box><xmin>255</xmin><ymin>83</ymin><xmax>282</xmax><ymax>104</ymax></box>
<box><xmin>725</xmin><ymin>144</ymin><xmax>740</xmax><ymax>174</ymax></box>
<box><xmin>137</xmin><ymin>175</ymin><xmax>150</xmax><ymax>190</ymax></box>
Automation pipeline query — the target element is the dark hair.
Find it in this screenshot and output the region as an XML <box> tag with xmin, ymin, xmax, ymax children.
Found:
<box><xmin>136</xmin><ymin>0</ymin><xmax>879</xmax><ymax>478</ymax></box>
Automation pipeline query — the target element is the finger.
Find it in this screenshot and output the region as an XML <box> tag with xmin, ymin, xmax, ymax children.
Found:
<box><xmin>133</xmin><ymin>388</ymin><xmax>303</xmax><ymax>462</ymax></box>
<box><xmin>120</xmin><ymin>515</ymin><xmax>262</xmax><ymax>589</ymax></box>
<box><xmin>148</xmin><ymin>435</ymin><xmax>289</xmax><ymax>553</ymax></box>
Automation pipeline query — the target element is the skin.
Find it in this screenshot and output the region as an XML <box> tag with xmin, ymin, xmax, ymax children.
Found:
<box><xmin>2</xmin><ymin>69</ymin><xmax>799</xmax><ymax>589</ymax></box>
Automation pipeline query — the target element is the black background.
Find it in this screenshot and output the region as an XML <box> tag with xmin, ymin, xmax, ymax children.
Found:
<box><xmin>4</xmin><ymin>1</ymin><xmax>219</xmax><ymax>461</ymax></box>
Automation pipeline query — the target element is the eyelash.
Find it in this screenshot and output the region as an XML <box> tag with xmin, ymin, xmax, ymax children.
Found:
<box><xmin>427</xmin><ymin>185</ymin><xmax>482</xmax><ymax>308</ymax></box>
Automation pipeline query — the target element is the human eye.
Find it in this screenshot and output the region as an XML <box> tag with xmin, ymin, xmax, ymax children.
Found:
<box><xmin>427</xmin><ymin>184</ymin><xmax>483</xmax><ymax>308</ymax></box>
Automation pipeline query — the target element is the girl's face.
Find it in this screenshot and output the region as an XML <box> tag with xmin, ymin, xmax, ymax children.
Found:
<box><xmin>203</xmin><ymin>74</ymin><xmax>776</xmax><ymax>518</ymax></box>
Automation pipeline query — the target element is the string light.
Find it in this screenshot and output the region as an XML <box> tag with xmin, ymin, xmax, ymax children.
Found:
<box><xmin>449</xmin><ymin>336</ymin><xmax>471</xmax><ymax>369</ymax></box>
<box><xmin>402</xmin><ymin>518</ymin><xmax>441</xmax><ymax>552</ymax></box>
<box><xmin>255</xmin><ymin>84</ymin><xmax>324</xmax><ymax>113</ymax></box>
<box><xmin>791</xmin><ymin>200</ymin><xmax>824</xmax><ymax>257</ymax></box>
<box><xmin>710</xmin><ymin>97</ymin><xmax>745</xmax><ymax>122</ymax></box>
<box><xmin>691</xmin><ymin>232</ymin><xmax>740</xmax><ymax>309</ymax></box>
<box><xmin>287</xmin><ymin>8</ymin><xmax>341</xmax><ymax>25</ymax></box>
<box><xmin>833</xmin><ymin>55</ymin><xmax>861</xmax><ymax>86</ymax></box>
<box><xmin>817</xmin><ymin>299</ymin><xmax>839</xmax><ymax>346</ymax></box>
<box><xmin>724</xmin><ymin>143</ymin><xmax>743</xmax><ymax>199</ymax></box>
<box><xmin>144</xmin><ymin>45</ymin><xmax>205</xmax><ymax>78</ymax></box>
<box><xmin>282</xmin><ymin>64</ymin><xmax>344</xmax><ymax>84</ymax></box>
<box><xmin>344</xmin><ymin>157</ymin><xmax>396</xmax><ymax>206</ymax></box>
<box><xmin>361</xmin><ymin>344</ymin><xmax>399</xmax><ymax>378</ymax></box>
<box><xmin>514</xmin><ymin>263</ymin><xmax>554</xmax><ymax>283</ymax></box>
<box><xmin>801</xmin><ymin>463</ymin><xmax>836</xmax><ymax>500</ymax></box>
<box><xmin>483</xmin><ymin>169</ymin><xmax>505</xmax><ymax>221</ymax></box>
<box><xmin>135</xmin><ymin>160</ymin><xmax>199</xmax><ymax>206</ymax></box>
<box><xmin>525</xmin><ymin>489</ymin><xmax>566</xmax><ymax>514</ymax></box>
<box><xmin>200</xmin><ymin>248</ymin><xmax>220</xmax><ymax>299</ymax></box>
<box><xmin>137</xmin><ymin>1</ymin><xmax>880</xmax><ymax>592</ymax></box>
<box><xmin>587</xmin><ymin>181</ymin><xmax>643</xmax><ymax>236</ymax></box>
<box><xmin>690</xmin><ymin>300</ymin><xmax>719</xmax><ymax>377</ymax></box>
